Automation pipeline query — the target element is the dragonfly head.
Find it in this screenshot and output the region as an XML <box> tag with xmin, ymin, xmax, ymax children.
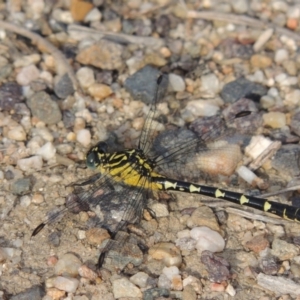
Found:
<box><xmin>86</xmin><ymin>142</ymin><xmax>107</xmax><ymax>169</ymax></box>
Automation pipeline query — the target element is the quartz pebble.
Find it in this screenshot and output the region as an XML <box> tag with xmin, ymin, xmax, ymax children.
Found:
<box><xmin>190</xmin><ymin>227</ymin><xmax>225</xmax><ymax>253</ymax></box>
<box><xmin>130</xmin><ymin>272</ymin><xmax>149</xmax><ymax>288</ymax></box>
<box><xmin>53</xmin><ymin>276</ymin><xmax>79</xmax><ymax>293</ymax></box>
<box><xmin>16</xmin><ymin>64</ymin><xmax>40</xmax><ymax>86</ymax></box>
<box><xmin>168</xmin><ymin>73</ymin><xmax>186</xmax><ymax>92</ymax></box>
<box><xmin>7</xmin><ymin>125</ymin><xmax>26</xmax><ymax>141</ymax></box>
<box><xmin>17</xmin><ymin>156</ymin><xmax>43</xmax><ymax>171</ymax></box>
<box><xmin>54</xmin><ymin>253</ymin><xmax>82</xmax><ymax>277</ymax></box>
<box><xmin>36</xmin><ymin>142</ymin><xmax>56</xmax><ymax>161</ymax></box>
<box><xmin>76</xmin><ymin>129</ymin><xmax>91</xmax><ymax>147</ymax></box>
<box><xmin>112</xmin><ymin>278</ymin><xmax>142</xmax><ymax>298</ymax></box>
<box><xmin>76</xmin><ymin>67</ymin><xmax>95</xmax><ymax>89</ymax></box>
<box><xmin>263</xmin><ymin>112</ymin><xmax>286</xmax><ymax>128</ymax></box>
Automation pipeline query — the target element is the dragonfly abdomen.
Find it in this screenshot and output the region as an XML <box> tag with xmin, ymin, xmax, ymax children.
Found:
<box><xmin>154</xmin><ymin>178</ymin><xmax>300</xmax><ymax>222</ymax></box>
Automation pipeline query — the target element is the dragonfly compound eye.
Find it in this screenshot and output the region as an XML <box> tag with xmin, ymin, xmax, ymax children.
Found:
<box><xmin>86</xmin><ymin>150</ymin><xmax>100</xmax><ymax>169</ymax></box>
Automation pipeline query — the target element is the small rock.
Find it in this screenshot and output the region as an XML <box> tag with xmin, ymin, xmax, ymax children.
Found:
<box><xmin>130</xmin><ymin>272</ymin><xmax>149</xmax><ymax>288</ymax></box>
<box><xmin>11</xmin><ymin>178</ymin><xmax>32</xmax><ymax>195</ymax></box>
<box><xmin>148</xmin><ymin>202</ymin><xmax>169</xmax><ymax>217</ymax></box>
<box><xmin>17</xmin><ymin>156</ymin><xmax>43</xmax><ymax>172</ymax></box>
<box><xmin>46</xmin><ymin>287</ymin><xmax>66</xmax><ymax>300</ymax></box>
<box><xmin>86</xmin><ymin>228</ymin><xmax>110</xmax><ymax>246</ymax></box>
<box><xmin>290</xmin><ymin>111</ymin><xmax>300</xmax><ymax>137</ymax></box>
<box><xmin>168</xmin><ymin>73</ymin><xmax>186</xmax><ymax>92</ymax></box>
<box><xmin>0</xmin><ymin>81</ymin><xmax>23</xmax><ymax>111</ymax></box>
<box><xmin>84</xmin><ymin>7</ymin><xmax>102</xmax><ymax>22</ymax></box>
<box><xmin>253</xmin><ymin>28</ymin><xmax>274</xmax><ymax>52</ymax></box>
<box><xmin>182</xmin><ymin>276</ymin><xmax>202</xmax><ymax>294</ymax></box>
<box><xmin>78</xmin><ymin>265</ymin><xmax>98</xmax><ymax>280</ymax></box>
<box><xmin>76</xmin><ymin>129</ymin><xmax>91</xmax><ymax>147</ymax></box>
<box><xmin>148</xmin><ymin>242</ymin><xmax>182</xmax><ymax>267</ymax></box>
<box><xmin>27</xmin><ymin>91</ymin><xmax>62</xmax><ymax>125</ymax></box>
<box><xmin>245</xmin><ymin>235</ymin><xmax>269</xmax><ymax>253</ymax></box>
<box><xmin>227</xmin><ymin>214</ymin><xmax>254</xmax><ymax>232</ymax></box>
<box><xmin>16</xmin><ymin>64</ymin><xmax>40</xmax><ymax>86</ymax></box>
<box><xmin>274</xmin><ymin>49</ymin><xmax>289</xmax><ymax>64</ymax></box>
<box><xmin>221</xmin><ymin>77</ymin><xmax>267</xmax><ymax>103</ymax></box>
<box><xmin>250</xmin><ymin>54</ymin><xmax>273</xmax><ymax>68</ymax></box>
<box><xmin>36</xmin><ymin>142</ymin><xmax>56</xmax><ymax>161</ymax></box>
<box><xmin>190</xmin><ymin>227</ymin><xmax>225</xmax><ymax>253</ymax></box>
<box><xmin>76</xmin><ymin>67</ymin><xmax>95</xmax><ymax>89</ymax></box>
<box><xmin>53</xmin><ymin>276</ymin><xmax>79</xmax><ymax>293</ymax></box>
<box><xmin>271</xmin><ymin>238</ymin><xmax>299</xmax><ymax>260</ymax></box>
<box><xmin>231</xmin><ymin>0</ymin><xmax>248</xmax><ymax>13</ymax></box>
<box><xmin>200</xmin><ymin>73</ymin><xmax>220</xmax><ymax>96</ymax></box>
<box><xmin>70</xmin><ymin>0</ymin><xmax>93</xmax><ymax>21</ymax></box>
<box><xmin>225</xmin><ymin>283</ymin><xmax>236</xmax><ymax>296</ymax></box>
<box><xmin>87</xmin><ymin>83</ymin><xmax>112</xmax><ymax>101</ymax></box>
<box><xmin>54</xmin><ymin>73</ymin><xmax>74</xmax><ymax>99</ymax></box>
<box><xmin>201</xmin><ymin>251</ymin><xmax>231</xmax><ymax>282</ymax></box>
<box><xmin>54</xmin><ymin>253</ymin><xmax>82</xmax><ymax>277</ymax></box>
<box><xmin>187</xmin><ymin>206</ymin><xmax>220</xmax><ymax>232</ymax></box>
<box><xmin>263</xmin><ymin>112</ymin><xmax>286</xmax><ymax>129</ymax></box>
<box><xmin>112</xmin><ymin>277</ymin><xmax>142</xmax><ymax>299</ymax></box>
<box><xmin>7</xmin><ymin>125</ymin><xmax>26</xmax><ymax>141</ymax></box>
<box><xmin>76</xmin><ymin>40</ymin><xmax>124</xmax><ymax>70</ymax></box>
<box><xmin>10</xmin><ymin>285</ymin><xmax>45</xmax><ymax>300</ymax></box>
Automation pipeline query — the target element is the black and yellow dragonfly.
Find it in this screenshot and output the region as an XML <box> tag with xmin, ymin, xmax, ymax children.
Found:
<box><xmin>33</xmin><ymin>75</ymin><xmax>300</xmax><ymax>269</ymax></box>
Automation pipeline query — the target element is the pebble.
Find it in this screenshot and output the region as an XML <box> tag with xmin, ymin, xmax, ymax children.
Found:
<box><xmin>201</xmin><ymin>251</ymin><xmax>231</xmax><ymax>282</ymax></box>
<box><xmin>11</xmin><ymin>178</ymin><xmax>32</xmax><ymax>195</ymax></box>
<box><xmin>70</xmin><ymin>0</ymin><xmax>93</xmax><ymax>21</ymax></box>
<box><xmin>7</xmin><ymin>125</ymin><xmax>26</xmax><ymax>141</ymax></box>
<box><xmin>87</xmin><ymin>83</ymin><xmax>113</xmax><ymax>101</ymax></box>
<box><xmin>14</xmin><ymin>54</ymin><xmax>41</xmax><ymax>68</ymax></box>
<box><xmin>291</xmin><ymin>111</ymin><xmax>300</xmax><ymax>136</ymax></box>
<box><xmin>263</xmin><ymin>112</ymin><xmax>286</xmax><ymax>128</ymax></box>
<box><xmin>231</xmin><ymin>0</ymin><xmax>248</xmax><ymax>13</ymax></box>
<box><xmin>54</xmin><ymin>73</ymin><xmax>74</xmax><ymax>99</ymax></box>
<box><xmin>148</xmin><ymin>202</ymin><xmax>169</xmax><ymax>217</ymax></box>
<box><xmin>0</xmin><ymin>81</ymin><xmax>23</xmax><ymax>111</ymax></box>
<box><xmin>53</xmin><ymin>276</ymin><xmax>79</xmax><ymax>293</ymax></box>
<box><xmin>17</xmin><ymin>156</ymin><xmax>43</xmax><ymax>172</ymax></box>
<box><xmin>143</xmin><ymin>288</ymin><xmax>170</xmax><ymax>300</ymax></box>
<box><xmin>76</xmin><ymin>40</ymin><xmax>124</xmax><ymax>70</ymax></box>
<box><xmin>27</xmin><ymin>91</ymin><xmax>62</xmax><ymax>125</ymax></box>
<box><xmin>112</xmin><ymin>277</ymin><xmax>142</xmax><ymax>298</ymax></box>
<box><xmin>16</xmin><ymin>64</ymin><xmax>40</xmax><ymax>86</ymax></box>
<box><xmin>54</xmin><ymin>253</ymin><xmax>82</xmax><ymax>277</ymax></box>
<box><xmin>10</xmin><ymin>285</ymin><xmax>45</xmax><ymax>300</ymax></box>
<box><xmin>20</xmin><ymin>195</ymin><xmax>31</xmax><ymax>207</ymax></box>
<box><xmin>182</xmin><ymin>276</ymin><xmax>202</xmax><ymax>294</ymax></box>
<box><xmin>85</xmin><ymin>227</ymin><xmax>110</xmax><ymax>246</ymax></box>
<box><xmin>46</xmin><ymin>287</ymin><xmax>66</xmax><ymax>300</ymax></box>
<box><xmin>130</xmin><ymin>272</ymin><xmax>149</xmax><ymax>288</ymax></box>
<box><xmin>187</xmin><ymin>206</ymin><xmax>220</xmax><ymax>232</ymax></box>
<box><xmin>245</xmin><ymin>235</ymin><xmax>269</xmax><ymax>253</ymax></box>
<box><xmin>76</xmin><ymin>67</ymin><xmax>95</xmax><ymax>89</ymax></box>
<box><xmin>227</xmin><ymin>214</ymin><xmax>254</xmax><ymax>232</ymax></box>
<box><xmin>78</xmin><ymin>265</ymin><xmax>98</xmax><ymax>280</ymax></box>
<box><xmin>124</xmin><ymin>65</ymin><xmax>166</xmax><ymax>104</ymax></box>
<box><xmin>221</xmin><ymin>77</ymin><xmax>267</xmax><ymax>103</ymax></box>
<box><xmin>200</xmin><ymin>73</ymin><xmax>220</xmax><ymax>97</ymax></box>
<box><xmin>183</xmin><ymin>100</ymin><xmax>219</xmax><ymax>119</ymax></box>
<box><xmin>84</xmin><ymin>7</ymin><xmax>102</xmax><ymax>22</ymax></box>
<box><xmin>182</xmin><ymin>284</ymin><xmax>197</xmax><ymax>300</ymax></box>
<box><xmin>250</xmin><ymin>54</ymin><xmax>273</xmax><ymax>68</ymax></box>
<box><xmin>274</xmin><ymin>48</ymin><xmax>289</xmax><ymax>64</ymax></box>
<box><xmin>190</xmin><ymin>227</ymin><xmax>225</xmax><ymax>253</ymax></box>
<box><xmin>245</xmin><ymin>135</ymin><xmax>273</xmax><ymax>160</ymax></box>
<box><xmin>225</xmin><ymin>283</ymin><xmax>236</xmax><ymax>296</ymax></box>
<box><xmin>76</xmin><ymin>129</ymin><xmax>91</xmax><ymax>147</ymax></box>
<box><xmin>168</xmin><ymin>73</ymin><xmax>186</xmax><ymax>92</ymax></box>
<box><xmin>36</xmin><ymin>142</ymin><xmax>56</xmax><ymax>161</ymax></box>
<box><xmin>271</xmin><ymin>238</ymin><xmax>299</xmax><ymax>260</ymax></box>
<box><xmin>148</xmin><ymin>242</ymin><xmax>182</xmax><ymax>267</ymax></box>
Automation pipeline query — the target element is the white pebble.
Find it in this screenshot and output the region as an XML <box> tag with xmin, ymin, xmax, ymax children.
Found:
<box><xmin>226</xmin><ymin>283</ymin><xmax>236</xmax><ymax>296</ymax></box>
<box><xmin>162</xmin><ymin>266</ymin><xmax>180</xmax><ymax>280</ymax></box>
<box><xmin>285</xmin><ymin>89</ymin><xmax>300</xmax><ymax>106</ymax></box>
<box><xmin>190</xmin><ymin>226</ymin><xmax>225</xmax><ymax>253</ymax></box>
<box><xmin>17</xmin><ymin>156</ymin><xmax>43</xmax><ymax>171</ymax></box>
<box><xmin>36</xmin><ymin>142</ymin><xmax>56</xmax><ymax>161</ymax></box>
<box><xmin>275</xmin><ymin>49</ymin><xmax>289</xmax><ymax>64</ymax></box>
<box><xmin>16</xmin><ymin>64</ymin><xmax>40</xmax><ymax>86</ymax></box>
<box><xmin>76</xmin><ymin>67</ymin><xmax>95</xmax><ymax>89</ymax></box>
<box><xmin>20</xmin><ymin>195</ymin><xmax>31</xmax><ymax>207</ymax></box>
<box><xmin>52</xmin><ymin>8</ymin><xmax>73</xmax><ymax>24</ymax></box>
<box><xmin>7</xmin><ymin>125</ymin><xmax>26</xmax><ymax>141</ymax></box>
<box><xmin>84</xmin><ymin>7</ymin><xmax>102</xmax><ymax>22</ymax></box>
<box><xmin>53</xmin><ymin>276</ymin><xmax>79</xmax><ymax>293</ymax></box>
<box><xmin>183</xmin><ymin>100</ymin><xmax>219</xmax><ymax>119</ymax></box>
<box><xmin>168</xmin><ymin>73</ymin><xmax>186</xmax><ymax>92</ymax></box>
<box><xmin>149</xmin><ymin>202</ymin><xmax>169</xmax><ymax>217</ymax></box>
<box><xmin>130</xmin><ymin>272</ymin><xmax>149</xmax><ymax>288</ymax></box>
<box><xmin>14</xmin><ymin>54</ymin><xmax>41</xmax><ymax>68</ymax></box>
<box><xmin>76</xmin><ymin>129</ymin><xmax>91</xmax><ymax>147</ymax></box>
<box><xmin>54</xmin><ymin>253</ymin><xmax>82</xmax><ymax>277</ymax></box>
<box><xmin>112</xmin><ymin>278</ymin><xmax>142</xmax><ymax>299</ymax></box>
<box><xmin>200</xmin><ymin>73</ymin><xmax>220</xmax><ymax>96</ymax></box>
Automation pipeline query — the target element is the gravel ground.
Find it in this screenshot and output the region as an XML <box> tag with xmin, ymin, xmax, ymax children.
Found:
<box><xmin>1</xmin><ymin>0</ymin><xmax>300</xmax><ymax>299</ymax></box>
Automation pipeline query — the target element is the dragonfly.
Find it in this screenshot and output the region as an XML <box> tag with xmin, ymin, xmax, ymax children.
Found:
<box><xmin>32</xmin><ymin>74</ymin><xmax>300</xmax><ymax>270</ymax></box>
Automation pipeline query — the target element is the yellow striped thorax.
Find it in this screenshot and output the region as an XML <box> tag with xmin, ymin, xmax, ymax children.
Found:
<box><xmin>85</xmin><ymin>142</ymin><xmax>164</xmax><ymax>190</ymax></box>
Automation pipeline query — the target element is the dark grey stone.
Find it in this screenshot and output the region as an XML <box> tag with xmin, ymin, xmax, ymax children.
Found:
<box><xmin>221</xmin><ymin>77</ymin><xmax>267</xmax><ymax>103</ymax></box>
<box><xmin>26</xmin><ymin>91</ymin><xmax>62</xmax><ymax>125</ymax></box>
<box><xmin>54</xmin><ymin>73</ymin><xmax>74</xmax><ymax>99</ymax></box>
